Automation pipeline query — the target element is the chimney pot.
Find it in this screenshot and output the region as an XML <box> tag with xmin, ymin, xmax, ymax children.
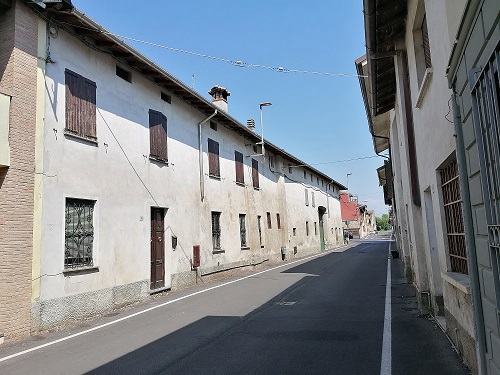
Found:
<box><xmin>209</xmin><ymin>85</ymin><xmax>230</xmax><ymax>112</ymax></box>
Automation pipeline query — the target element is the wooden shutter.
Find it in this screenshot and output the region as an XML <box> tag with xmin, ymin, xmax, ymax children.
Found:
<box><xmin>252</xmin><ymin>159</ymin><xmax>259</xmax><ymax>188</ymax></box>
<box><xmin>208</xmin><ymin>139</ymin><xmax>220</xmax><ymax>177</ymax></box>
<box><xmin>422</xmin><ymin>16</ymin><xmax>431</xmax><ymax>68</ymax></box>
<box><xmin>149</xmin><ymin>110</ymin><xmax>168</xmax><ymax>161</ymax></box>
<box><xmin>65</xmin><ymin>69</ymin><xmax>96</xmax><ymax>139</ymax></box>
<box><xmin>235</xmin><ymin>151</ymin><xmax>244</xmax><ymax>183</ymax></box>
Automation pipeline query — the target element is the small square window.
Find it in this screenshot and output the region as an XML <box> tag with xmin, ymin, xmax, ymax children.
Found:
<box><xmin>116</xmin><ymin>65</ymin><xmax>131</xmax><ymax>83</ymax></box>
<box><xmin>210</xmin><ymin>121</ymin><xmax>217</xmax><ymax>131</ymax></box>
<box><xmin>161</xmin><ymin>92</ymin><xmax>171</xmax><ymax>104</ymax></box>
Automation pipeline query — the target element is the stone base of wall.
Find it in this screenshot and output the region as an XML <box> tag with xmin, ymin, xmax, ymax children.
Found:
<box><xmin>32</xmin><ymin>280</ymin><xmax>149</xmax><ymax>332</ymax></box>
<box><xmin>445</xmin><ymin>308</ymin><xmax>478</xmax><ymax>375</ymax></box>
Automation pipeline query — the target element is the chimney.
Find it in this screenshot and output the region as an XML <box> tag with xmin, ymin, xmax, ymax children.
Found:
<box><xmin>208</xmin><ymin>85</ymin><xmax>230</xmax><ymax>113</ymax></box>
<box><xmin>246</xmin><ymin>119</ymin><xmax>255</xmax><ymax>131</ymax></box>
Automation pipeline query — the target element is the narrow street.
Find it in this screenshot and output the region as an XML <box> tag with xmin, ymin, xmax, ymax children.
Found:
<box><xmin>0</xmin><ymin>234</ymin><xmax>469</xmax><ymax>375</ymax></box>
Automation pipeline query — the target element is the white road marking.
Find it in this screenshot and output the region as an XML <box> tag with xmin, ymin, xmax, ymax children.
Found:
<box><xmin>380</xmin><ymin>240</ymin><xmax>393</xmax><ymax>375</ymax></box>
<box><xmin>0</xmin><ymin>246</ymin><xmax>368</xmax><ymax>363</ymax></box>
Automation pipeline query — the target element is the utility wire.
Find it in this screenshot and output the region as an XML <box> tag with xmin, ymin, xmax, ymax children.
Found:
<box><xmin>287</xmin><ymin>155</ymin><xmax>382</xmax><ymax>168</ymax></box>
<box><xmin>53</xmin><ymin>20</ymin><xmax>366</xmax><ymax>78</ymax></box>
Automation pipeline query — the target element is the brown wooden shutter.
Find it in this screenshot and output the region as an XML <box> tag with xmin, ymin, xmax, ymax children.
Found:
<box><xmin>149</xmin><ymin>110</ymin><xmax>168</xmax><ymax>161</ymax></box>
<box><xmin>208</xmin><ymin>138</ymin><xmax>220</xmax><ymax>177</ymax></box>
<box><xmin>235</xmin><ymin>151</ymin><xmax>244</xmax><ymax>183</ymax></box>
<box><xmin>422</xmin><ymin>16</ymin><xmax>431</xmax><ymax>68</ymax></box>
<box><xmin>252</xmin><ymin>159</ymin><xmax>259</xmax><ymax>188</ymax></box>
<box><xmin>65</xmin><ymin>69</ymin><xmax>97</xmax><ymax>139</ymax></box>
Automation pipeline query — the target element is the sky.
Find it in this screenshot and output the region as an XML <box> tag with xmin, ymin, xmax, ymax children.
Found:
<box><xmin>71</xmin><ymin>0</ymin><xmax>389</xmax><ymax>216</ymax></box>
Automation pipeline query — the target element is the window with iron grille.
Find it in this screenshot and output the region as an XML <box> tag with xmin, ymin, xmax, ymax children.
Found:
<box><xmin>65</xmin><ymin>69</ymin><xmax>97</xmax><ymax>140</ymax></box>
<box><xmin>211</xmin><ymin>211</ymin><xmax>221</xmax><ymax>249</ymax></box>
<box><xmin>276</xmin><ymin>213</ymin><xmax>281</xmax><ymax>229</ymax></box>
<box><xmin>239</xmin><ymin>214</ymin><xmax>247</xmax><ymax>248</ymax></box>
<box><xmin>65</xmin><ymin>198</ymin><xmax>95</xmax><ymax>268</ymax></box>
<box><xmin>440</xmin><ymin>160</ymin><xmax>467</xmax><ymax>274</ymax></box>
<box><xmin>257</xmin><ymin>215</ymin><xmax>263</xmax><ymax>247</ymax></box>
<box><xmin>149</xmin><ymin>109</ymin><xmax>168</xmax><ymax>162</ymax></box>
<box><xmin>267</xmin><ymin>212</ymin><xmax>272</xmax><ymax>229</ymax></box>
<box><xmin>306</xmin><ymin>221</ymin><xmax>309</xmax><ymax>236</ymax></box>
<box><xmin>252</xmin><ymin>159</ymin><xmax>259</xmax><ymax>189</ymax></box>
<box><xmin>235</xmin><ymin>151</ymin><xmax>244</xmax><ymax>184</ymax></box>
<box><xmin>208</xmin><ymin>139</ymin><xmax>220</xmax><ymax>177</ymax></box>
<box><xmin>469</xmin><ymin>46</ymin><xmax>500</xmax><ymax>288</ymax></box>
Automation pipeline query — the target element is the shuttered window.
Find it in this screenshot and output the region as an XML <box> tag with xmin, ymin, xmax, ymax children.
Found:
<box><xmin>276</xmin><ymin>213</ymin><xmax>281</xmax><ymax>229</ymax></box>
<box><xmin>267</xmin><ymin>212</ymin><xmax>272</xmax><ymax>229</ymax></box>
<box><xmin>252</xmin><ymin>158</ymin><xmax>259</xmax><ymax>189</ymax></box>
<box><xmin>235</xmin><ymin>151</ymin><xmax>244</xmax><ymax>184</ymax></box>
<box><xmin>65</xmin><ymin>69</ymin><xmax>97</xmax><ymax>140</ymax></box>
<box><xmin>422</xmin><ymin>16</ymin><xmax>431</xmax><ymax>68</ymax></box>
<box><xmin>208</xmin><ymin>138</ymin><xmax>220</xmax><ymax>177</ymax></box>
<box><xmin>149</xmin><ymin>109</ymin><xmax>168</xmax><ymax>162</ymax></box>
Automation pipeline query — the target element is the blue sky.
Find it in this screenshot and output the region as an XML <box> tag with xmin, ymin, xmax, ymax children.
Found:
<box><xmin>72</xmin><ymin>0</ymin><xmax>388</xmax><ymax>216</ymax></box>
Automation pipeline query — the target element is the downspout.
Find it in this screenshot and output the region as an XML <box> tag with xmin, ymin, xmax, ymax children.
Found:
<box><xmin>451</xmin><ymin>92</ymin><xmax>487</xmax><ymax>375</ymax></box>
<box><xmin>198</xmin><ymin>110</ymin><xmax>217</xmax><ymax>201</ymax></box>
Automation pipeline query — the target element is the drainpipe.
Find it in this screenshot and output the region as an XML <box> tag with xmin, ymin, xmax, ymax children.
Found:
<box><xmin>198</xmin><ymin>110</ymin><xmax>217</xmax><ymax>201</ymax></box>
<box><xmin>451</xmin><ymin>92</ymin><xmax>487</xmax><ymax>375</ymax></box>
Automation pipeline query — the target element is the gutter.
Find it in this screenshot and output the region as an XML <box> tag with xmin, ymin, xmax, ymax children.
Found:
<box><xmin>198</xmin><ymin>110</ymin><xmax>217</xmax><ymax>201</ymax></box>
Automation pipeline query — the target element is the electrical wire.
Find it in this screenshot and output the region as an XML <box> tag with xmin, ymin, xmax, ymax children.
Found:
<box><xmin>287</xmin><ymin>155</ymin><xmax>382</xmax><ymax>168</ymax></box>
<box><xmin>52</xmin><ymin>20</ymin><xmax>366</xmax><ymax>78</ymax></box>
<box><xmin>96</xmin><ymin>108</ymin><xmax>159</xmax><ymax>207</ymax></box>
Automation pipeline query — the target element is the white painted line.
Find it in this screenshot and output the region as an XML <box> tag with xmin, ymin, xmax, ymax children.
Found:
<box><xmin>380</xmin><ymin>240</ymin><xmax>392</xmax><ymax>375</ymax></box>
<box><xmin>0</xmin><ymin>247</ymin><xmax>355</xmax><ymax>364</ymax></box>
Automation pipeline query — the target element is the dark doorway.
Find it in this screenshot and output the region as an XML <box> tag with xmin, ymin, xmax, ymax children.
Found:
<box><xmin>151</xmin><ymin>207</ymin><xmax>165</xmax><ymax>290</ymax></box>
<box><xmin>318</xmin><ymin>206</ymin><xmax>326</xmax><ymax>251</ymax></box>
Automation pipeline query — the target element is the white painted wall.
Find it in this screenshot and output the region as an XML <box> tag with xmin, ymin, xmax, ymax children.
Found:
<box><xmin>36</xmin><ymin>26</ymin><xmax>344</xmax><ymax>326</ymax></box>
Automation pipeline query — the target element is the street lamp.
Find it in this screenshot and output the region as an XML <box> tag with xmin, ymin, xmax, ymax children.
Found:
<box><xmin>346</xmin><ymin>173</ymin><xmax>352</xmax><ymax>191</ymax></box>
<box><xmin>259</xmin><ymin>102</ymin><xmax>272</xmax><ymax>156</ymax></box>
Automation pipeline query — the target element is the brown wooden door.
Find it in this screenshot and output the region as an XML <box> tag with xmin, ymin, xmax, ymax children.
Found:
<box><xmin>151</xmin><ymin>207</ymin><xmax>165</xmax><ymax>289</ymax></box>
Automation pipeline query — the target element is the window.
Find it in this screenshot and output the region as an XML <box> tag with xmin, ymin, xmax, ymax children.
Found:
<box><xmin>210</xmin><ymin>121</ymin><xmax>217</xmax><ymax>131</ymax></box>
<box><xmin>413</xmin><ymin>10</ymin><xmax>432</xmax><ymax>87</ymax></box>
<box><xmin>65</xmin><ymin>198</ymin><xmax>95</xmax><ymax>268</ymax></box>
<box><xmin>267</xmin><ymin>212</ymin><xmax>272</xmax><ymax>229</ymax></box>
<box><xmin>269</xmin><ymin>155</ymin><xmax>275</xmax><ymax>168</ymax></box>
<box><xmin>149</xmin><ymin>109</ymin><xmax>168</xmax><ymax>162</ymax></box>
<box><xmin>311</xmin><ymin>173</ymin><xmax>313</xmax><ymax>182</ymax></box>
<box><xmin>208</xmin><ymin>138</ymin><xmax>220</xmax><ymax>177</ymax></box>
<box><xmin>312</xmin><ymin>192</ymin><xmax>315</xmax><ymax>207</ymax></box>
<box><xmin>211</xmin><ymin>212</ymin><xmax>221</xmax><ymax>249</ymax></box>
<box><xmin>65</xmin><ymin>69</ymin><xmax>97</xmax><ymax>140</ymax></box>
<box><xmin>303</xmin><ymin>170</ymin><xmax>306</xmax><ymax>179</ymax></box>
<box><xmin>276</xmin><ymin>213</ymin><xmax>281</xmax><ymax>229</ymax></box>
<box><xmin>306</xmin><ymin>221</ymin><xmax>309</xmax><ymax>236</ymax></box>
<box><xmin>321</xmin><ymin>180</ymin><xmax>324</xmax><ymax>187</ymax></box>
<box><xmin>252</xmin><ymin>159</ymin><xmax>259</xmax><ymax>189</ymax></box>
<box><xmin>305</xmin><ymin>189</ymin><xmax>309</xmax><ymax>206</ymax></box>
<box><xmin>288</xmin><ymin>165</ymin><xmax>292</xmax><ymax>174</ymax></box>
<box><xmin>257</xmin><ymin>215</ymin><xmax>263</xmax><ymax>247</ymax></box>
<box><xmin>317</xmin><ymin>177</ymin><xmax>319</xmax><ymax>184</ymax></box>
<box><xmin>239</xmin><ymin>214</ymin><xmax>247</xmax><ymax>248</ymax></box>
<box><xmin>293</xmin><ymin>227</ymin><xmax>296</xmax><ymax>236</ymax></box>
<box><xmin>314</xmin><ymin>222</ymin><xmax>317</xmax><ymax>235</ymax></box>
<box><xmin>235</xmin><ymin>151</ymin><xmax>244</xmax><ymax>184</ymax></box>
<box><xmin>421</xmin><ymin>16</ymin><xmax>431</xmax><ymax>69</ymax></box>
<box><xmin>116</xmin><ymin>65</ymin><xmax>131</xmax><ymax>82</ymax></box>
<box><xmin>161</xmin><ymin>92</ymin><xmax>171</xmax><ymax>104</ymax></box>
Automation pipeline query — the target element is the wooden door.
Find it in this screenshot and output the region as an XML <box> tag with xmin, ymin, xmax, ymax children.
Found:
<box><xmin>151</xmin><ymin>207</ymin><xmax>165</xmax><ymax>289</ymax></box>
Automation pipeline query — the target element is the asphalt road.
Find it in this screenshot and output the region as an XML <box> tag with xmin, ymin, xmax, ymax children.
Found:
<box><xmin>0</xmin><ymin>233</ymin><xmax>469</xmax><ymax>374</ymax></box>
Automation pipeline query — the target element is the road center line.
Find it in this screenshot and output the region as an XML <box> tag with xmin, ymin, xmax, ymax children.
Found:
<box><xmin>380</xmin><ymin>239</ymin><xmax>392</xmax><ymax>375</ymax></box>
<box><xmin>0</xmin><ymin>246</ymin><xmax>356</xmax><ymax>364</ymax></box>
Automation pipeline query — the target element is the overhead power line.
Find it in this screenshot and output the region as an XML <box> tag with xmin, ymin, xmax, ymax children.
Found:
<box><xmin>288</xmin><ymin>155</ymin><xmax>383</xmax><ymax>168</ymax></box>
<box><xmin>53</xmin><ymin>19</ymin><xmax>366</xmax><ymax>78</ymax></box>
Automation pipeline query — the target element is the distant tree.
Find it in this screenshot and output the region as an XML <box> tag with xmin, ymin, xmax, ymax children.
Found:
<box><xmin>376</xmin><ymin>214</ymin><xmax>391</xmax><ymax>231</ymax></box>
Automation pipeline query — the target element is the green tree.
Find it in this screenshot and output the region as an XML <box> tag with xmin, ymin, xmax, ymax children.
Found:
<box><xmin>376</xmin><ymin>214</ymin><xmax>391</xmax><ymax>231</ymax></box>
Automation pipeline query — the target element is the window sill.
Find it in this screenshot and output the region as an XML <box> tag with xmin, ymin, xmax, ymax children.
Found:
<box><xmin>64</xmin><ymin>130</ymin><xmax>98</xmax><ymax>146</ymax></box>
<box><xmin>415</xmin><ymin>68</ymin><xmax>433</xmax><ymax>108</ymax></box>
<box><xmin>63</xmin><ymin>265</ymin><xmax>99</xmax><ymax>275</ymax></box>
<box><xmin>235</xmin><ymin>181</ymin><xmax>245</xmax><ymax>187</ymax></box>
<box><xmin>253</xmin><ymin>187</ymin><xmax>261</xmax><ymax>191</ymax></box>
<box><xmin>241</xmin><ymin>246</ymin><xmax>250</xmax><ymax>250</ymax></box>
<box><xmin>212</xmin><ymin>249</ymin><xmax>225</xmax><ymax>254</ymax></box>
<box><xmin>441</xmin><ymin>271</ymin><xmax>471</xmax><ymax>295</ymax></box>
<box><xmin>209</xmin><ymin>175</ymin><xmax>221</xmax><ymax>180</ymax></box>
<box><xmin>149</xmin><ymin>155</ymin><xmax>168</xmax><ymax>165</ymax></box>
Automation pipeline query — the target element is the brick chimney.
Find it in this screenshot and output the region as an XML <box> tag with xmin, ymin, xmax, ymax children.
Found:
<box><xmin>208</xmin><ymin>85</ymin><xmax>230</xmax><ymax>113</ymax></box>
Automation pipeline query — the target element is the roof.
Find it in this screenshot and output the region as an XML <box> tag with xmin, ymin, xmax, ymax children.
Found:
<box><xmin>26</xmin><ymin>0</ymin><xmax>347</xmax><ymax>191</ymax></box>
